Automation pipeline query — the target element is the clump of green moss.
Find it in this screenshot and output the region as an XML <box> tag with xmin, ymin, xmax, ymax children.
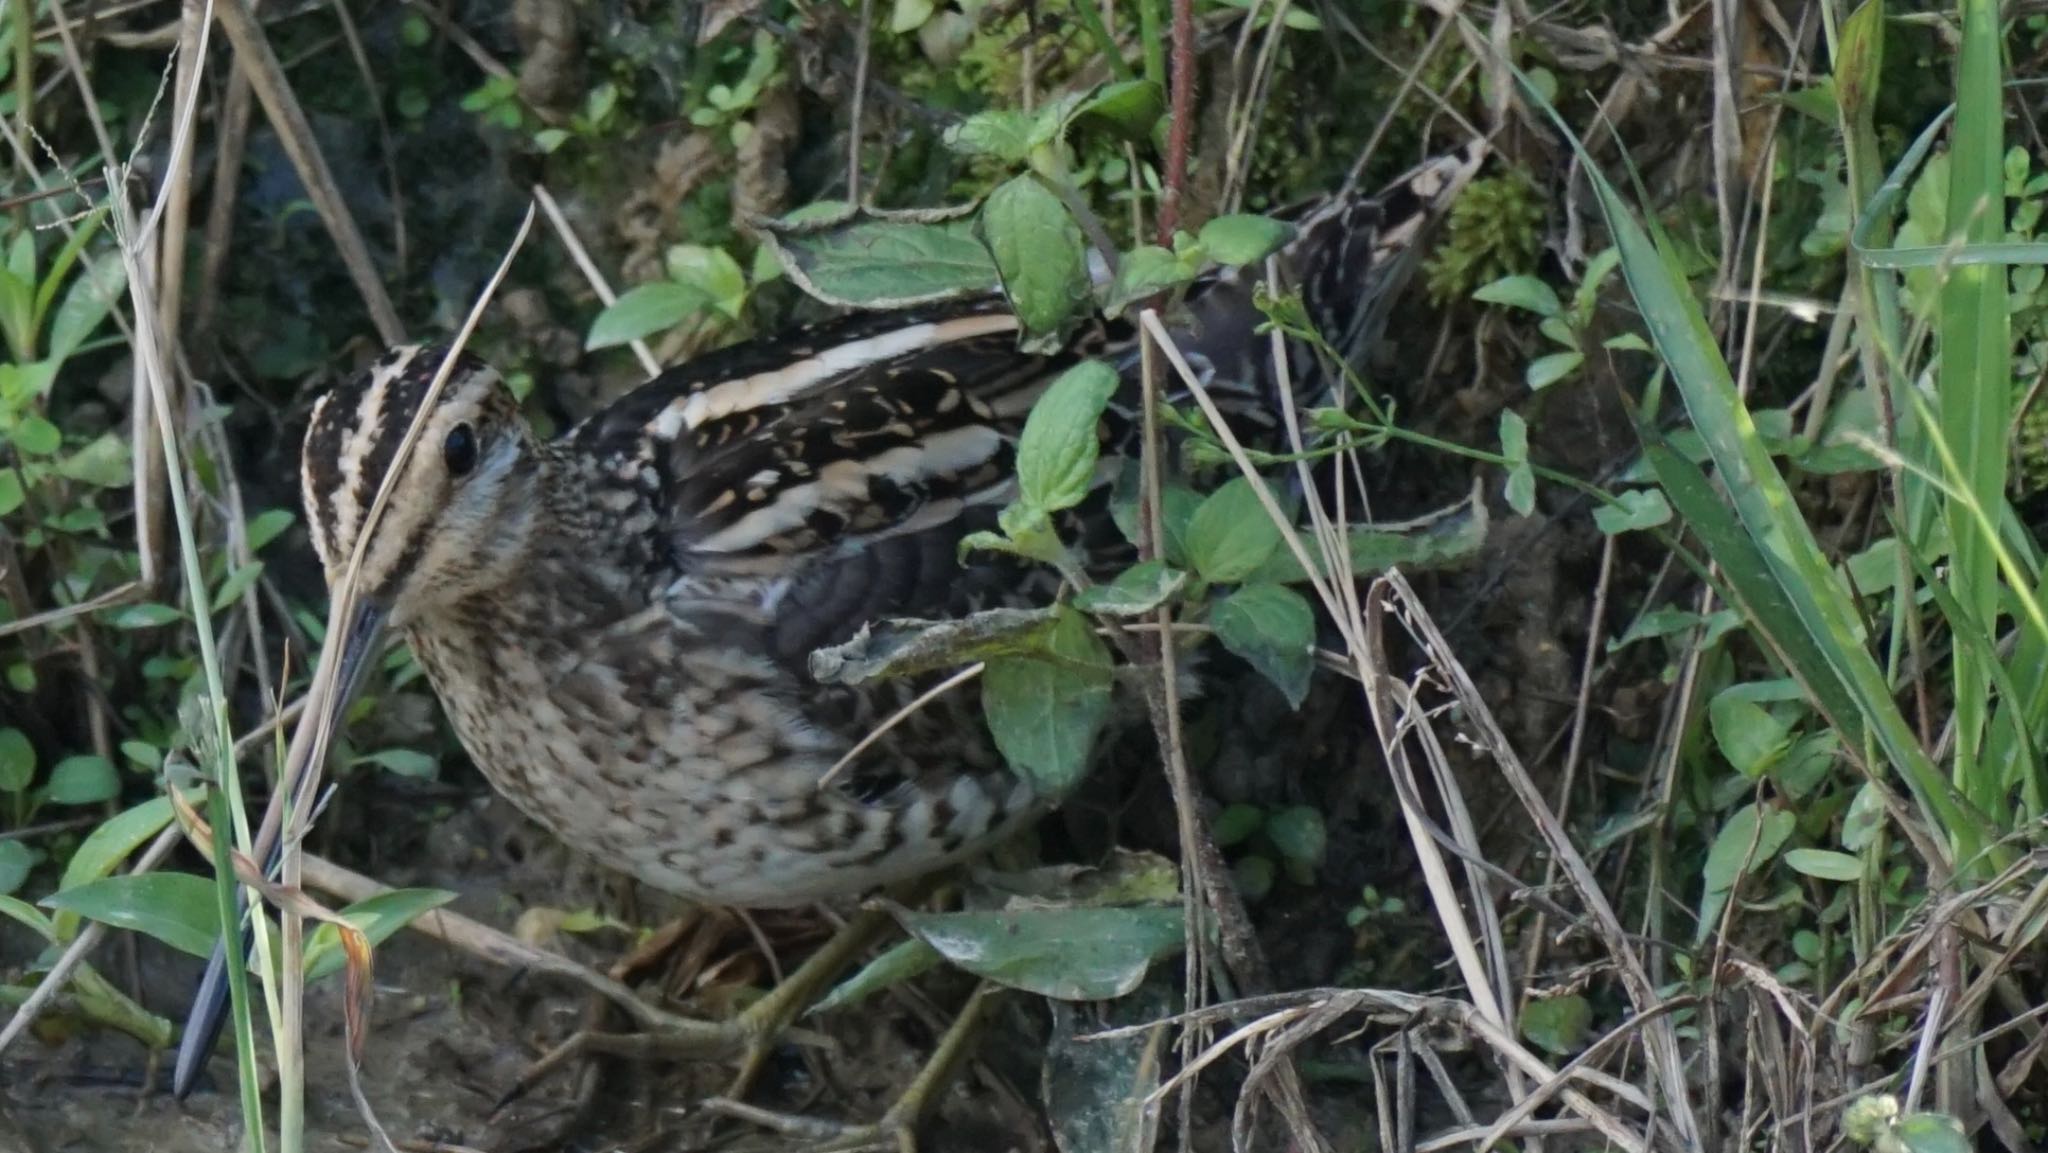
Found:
<box><xmin>1422</xmin><ymin>170</ymin><xmax>1545</xmax><ymax>304</ymax></box>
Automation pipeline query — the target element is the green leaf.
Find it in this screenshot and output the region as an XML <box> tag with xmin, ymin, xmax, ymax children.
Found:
<box><xmin>944</xmin><ymin>110</ymin><xmax>1034</xmax><ymax>163</ymax></box>
<box><xmin>810</xmin><ymin>937</ymin><xmax>943</xmax><ymax>1015</ymax></box>
<box><xmin>1521</xmin><ymin>994</ymin><xmax>1592</xmax><ymax>1055</ymax></box>
<box><xmin>13</xmin><ymin>414</ymin><xmax>60</xmax><ymax>455</ymax></box>
<box><xmin>1783</xmin><ymin>848</ymin><xmax>1863</xmax><ymax>882</ymax></box>
<box><xmin>1016</xmin><ymin>360</ymin><xmax>1119</xmax><ymax>512</ymax></box>
<box><xmin>1499</xmin><ymin>411</ymin><xmax>1534</xmax><ymax>515</ymax></box>
<box><xmin>303</xmin><ymin>888</ymin><xmax>458</xmax><ymax>982</ymax></box>
<box><xmin>1526</xmin><ymin>351</ymin><xmax>1584</xmax><ymax>390</ymax></box>
<box><xmin>1211</xmin><ymin>582</ymin><xmax>1314</xmax><ymax>707</ymax></box>
<box><xmin>44</xmin><ymin>755</ymin><xmax>119</xmax><ymax>805</ymax></box>
<box><xmin>1071</xmin><ymin>79</ymin><xmax>1166</xmax><ymax>142</ymax></box>
<box><xmin>1102</xmin><ymin>245</ymin><xmax>1200</xmax><ymax>315</ymax></box>
<box><xmin>1197</xmin><ymin>214</ymin><xmax>1295</xmax><ymax>266</ymax></box>
<box><xmin>1071</xmin><ymin>560</ymin><xmax>1187</xmax><ymax>617</ymax></box>
<box><xmin>1473</xmin><ymin>274</ymin><xmax>1563</xmax><ymax>317</ymax></box>
<box><xmin>1702</xmin><ymin>803</ymin><xmax>1795</xmax><ymax>896</ymax></box>
<box><xmin>890</xmin><ymin>0</ymin><xmax>936</xmax><ymax>32</ymax></box>
<box><xmin>1211</xmin><ymin>804</ymin><xmax>1264</xmax><ymax>847</ymax></box>
<box><xmin>1592</xmin><ymin>489</ymin><xmax>1673</xmax><ymax>535</ymax></box>
<box><xmin>1890</xmin><ymin>1113</ymin><xmax>1971</xmax><ymax>1153</ymax></box>
<box><xmin>896</xmin><ymin>905</ymin><xmax>1184</xmax><ymax>999</ymax></box>
<box><xmin>59</xmin><ymin>797</ymin><xmax>174</xmax><ymax>895</ymax></box>
<box><xmin>1841</xmin><ymin>782</ymin><xmax>1886</xmax><ymax>851</ymax></box>
<box><xmin>982</xmin><ymin>607</ymin><xmax>1114</xmax><ymax>794</ymax></box>
<box><xmin>106</xmin><ymin>603</ymin><xmax>184</xmax><ymax>629</ymax></box>
<box><xmin>585</xmin><ymin>282</ymin><xmax>711</xmax><ymax>351</ymax></box>
<box><xmin>761</xmin><ymin>213</ymin><xmax>998</xmax><ymax>308</ymax></box>
<box><xmin>664</xmin><ymin>244</ymin><xmax>749</xmax><ymax>318</ymax></box>
<box><xmin>1185</xmin><ymin>477</ymin><xmax>1284</xmax><ymax>583</ymax></box>
<box><xmin>0</xmin><ymin>842</ymin><xmax>33</xmax><ymax>896</ymax></box>
<box><xmin>41</xmin><ymin>873</ymin><xmax>223</xmax><ymax>958</ymax></box>
<box><xmin>48</xmin><ymin>258</ymin><xmax>127</xmax><ymax>361</ymax></box>
<box><xmin>1264</xmin><ymin>805</ymin><xmax>1325</xmax><ymax>868</ymax></box>
<box><xmin>1709</xmin><ymin>689</ymin><xmax>1794</xmax><ymax>778</ymax></box>
<box><xmin>245</xmin><ymin>508</ymin><xmax>296</xmax><ymax>551</ymax></box>
<box><xmin>54</xmin><ymin>432</ymin><xmax>130</xmax><ymax>487</ymax></box>
<box><xmin>210</xmin><ymin>562</ymin><xmax>265</xmax><ymax>613</ymax></box>
<box><xmin>980</xmin><ymin>174</ymin><xmax>1090</xmax><ymax>345</ymax></box>
<box><xmin>0</xmin><ymin>472</ymin><xmax>22</xmax><ymax>517</ymax></box>
<box><xmin>354</xmin><ymin>748</ymin><xmax>439</xmax><ymax>778</ymax></box>
<box><xmin>0</xmin><ymin>728</ymin><xmax>32</xmax><ymax>793</ymax></box>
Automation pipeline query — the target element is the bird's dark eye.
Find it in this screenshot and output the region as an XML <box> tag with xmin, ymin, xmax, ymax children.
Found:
<box><xmin>443</xmin><ymin>423</ymin><xmax>478</xmax><ymax>477</ymax></box>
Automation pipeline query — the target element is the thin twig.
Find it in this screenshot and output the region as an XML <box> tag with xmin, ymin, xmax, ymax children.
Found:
<box><xmin>532</xmin><ymin>184</ymin><xmax>660</xmax><ymax>378</ymax></box>
<box><xmin>1156</xmin><ymin>0</ymin><xmax>1195</xmax><ymax>243</ymax></box>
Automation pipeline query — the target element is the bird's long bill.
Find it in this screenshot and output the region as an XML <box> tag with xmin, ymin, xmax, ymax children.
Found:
<box><xmin>171</xmin><ymin>594</ymin><xmax>387</xmax><ymax>1099</ymax></box>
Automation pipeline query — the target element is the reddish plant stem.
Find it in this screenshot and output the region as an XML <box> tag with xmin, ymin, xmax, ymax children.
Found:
<box><xmin>1156</xmin><ymin>0</ymin><xmax>1196</xmax><ymax>244</ymax></box>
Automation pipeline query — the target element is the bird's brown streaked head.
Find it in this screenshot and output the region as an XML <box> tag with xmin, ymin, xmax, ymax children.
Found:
<box><xmin>300</xmin><ymin>343</ymin><xmax>539</xmax><ymax>630</ymax></box>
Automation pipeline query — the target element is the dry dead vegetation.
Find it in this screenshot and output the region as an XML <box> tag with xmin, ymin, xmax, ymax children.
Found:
<box><xmin>1</xmin><ymin>2</ymin><xmax>2045</xmax><ymax>1153</ymax></box>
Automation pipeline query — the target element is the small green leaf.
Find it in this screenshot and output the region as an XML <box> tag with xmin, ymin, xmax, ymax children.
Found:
<box><xmin>41</xmin><ymin>872</ymin><xmax>223</xmax><ymax>958</ymax></box>
<box><xmin>354</xmin><ymin>748</ymin><xmax>439</xmax><ymax>779</ymax></box>
<box><xmin>1264</xmin><ymin>805</ymin><xmax>1325</xmax><ymax>868</ymax></box>
<box><xmin>1016</xmin><ymin>360</ymin><xmax>1119</xmax><ymax>512</ymax></box>
<box><xmin>1211</xmin><ymin>582</ymin><xmax>1314</xmax><ymax>706</ymax></box>
<box><xmin>890</xmin><ymin>0</ymin><xmax>936</xmax><ymax>32</ymax></box>
<box><xmin>13</xmin><ymin>415</ymin><xmax>61</xmax><ymax>456</ymax></box>
<box><xmin>982</xmin><ymin>607</ymin><xmax>1114</xmax><ymax>794</ymax></box>
<box><xmin>245</xmin><ymin>508</ymin><xmax>296</xmax><ymax>551</ymax></box>
<box><xmin>664</xmin><ymin>245</ymin><xmax>749</xmax><ymax>318</ymax></box>
<box><xmin>1196</xmin><ymin>214</ymin><xmax>1295</xmax><ymax>266</ymax></box>
<box><xmin>810</xmin><ymin>937</ymin><xmax>944</xmax><ymax>1015</ymax></box>
<box><xmin>48</xmin><ymin>258</ymin><xmax>127</xmax><ymax>361</ymax></box>
<box><xmin>59</xmin><ymin>796</ymin><xmax>174</xmax><ymax>895</ymax></box>
<box><xmin>0</xmin><ymin>729</ymin><xmax>34</xmax><ymax>793</ymax></box>
<box><xmin>1702</xmin><ymin>803</ymin><xmax>1795</xmax><ymax>895</ymax></box>
<box><xmin>1071</xmin><ymin>560</ymin><xmax>1187</xmax><ymax>617</ymax></box>
<box><xmin>944</xmin><ymin>110</ymin><xmax>1034</xmax><ymax>162</ymax></box>
<box><xmin>1185</xmin><ymin>477</ymin><xmax>1285</xmax><ymax>583</ymax></box>
<box><xmin>55</xmin><ymin>432</ymin><xmax>130</xmax><ymax>486</ymax></box>
<box><xmin>1071</xmin><ymin>79</ymin><xmax>1166</xmax><ymax>142</ymax></box>
<box><xmin>303</xmin><ymin>888</ymin><xmax>458</xmax><ymax>982</ymax></box>
<box><xmin>1526</xmin><ymin>351</ymin><xmax>1583</xmax><ymax>390</ymax></box>
<box><xmin>763</xmin><ymin>213</ymin><xmax>997</xmax><ymax>308</ymax></box>
<box><xmin>1521</xmin><ymin>994</ymin><xmax>1592</xmax><ymax>1055</ymax></box>
<box><xmin>210</xmin><ymin>561</ymin><xmax>265</xmax><ymax>613</ymax></box>
<box><xmin>1211</xmin><ymin>803</ymin><xmax>1264</xmax><ymax>847</ymax></box>
<box><xmin>1784</xmin><ymin>848</ymin><xmax>1863</xmax><ymax>882</ymax></box>
<box><xmin>1499</xmin><ymin>411</ymin><xmax>1534</xmax><ymax>516</ymax></box>
<box><xmin>0</xmin><ymin>842</ymin><xmax>34</xmax><ymax>896</ymax></box>
<box><xmin>1841</xmin><ymin>782</ymin><xmax>1886</xmax><ymax>851</ymax></box>
<box><xmin>896</xmin><ymin>905</ymin><xmax>1184</xmax><ymax>1000</ymax></box>
<box><xmin>1102</xmin><ymin>245</ymin><xmax>1200</xmax><ymax>315</ymax></box>
<box><xmin>1709</xmin><ymin>689</ymin><xmax>1794</xmax><ymax>778</ymax></box>
<box><xmin>1890</xmin><ymin>1113</ymin><xmax>1971</xmax><ymax>1153</ymax></box>
<box><xmin>586</xmin><ymin>282</ymin><xmax>712</xmax><ymax>351</ymax></box>
<box><xmin>980</xmin><ymin>174</ymin><xmax>1090</xmax><ymax>345</ymax></box>
<box><xmin>0</xmin><ymin>472</ymin><xmax>23</xmax><ymax>516</ymax></box>
<box><xmin>1473</xmin><ymin>275</ymin><xmax>1563</xmax><ymax>317</ymax></box>
<box><xmin>44</xmin><ymin>755</ymin><xmax>119</xmax><ymax>805</ymax></box>
<box><xmin>1592</xmin><ymin>489</ymin><xmax>1673</xmax><ymax>535</ymax></box>
<box><xmin>107</xmin><ymin>603</ymin><xmax>184</xmax><ymax>629</ymax></box>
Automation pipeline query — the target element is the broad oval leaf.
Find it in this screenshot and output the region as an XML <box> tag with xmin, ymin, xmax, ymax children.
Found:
<box><xmin>1197</xmin><ymin>215</ymin><xmax>1295</xmax><ymax>266</ymax></box>
<box><xmin>0</xmin><ymin>728</ymin><xmax>33</xmax><ymax>793</ymax></box>
<box><xmin>980</xmin><ymin>174</ymin><xmax>1090</xmax><ymax>346</ymax></box>
<box><xmin>897</xmin><ymin>905</ymin><xmax>1184</xmax><ymax>1000</ymax></box>
<box><xmin>44</xmin><ymin>755</ymin><xmax>119</xmax><ymax>805</ymax></box>
<box><xmin>944</xmin><ymin>110</ymin><xmax>1033</xmax><ymax>162</ymax></box>
<box><xmin>1184</xmin><ymin>477</ymin><xmax>1284</xmax><ymax>583</ymax></box>
<box><xmin>1071</xmin><ymin>79</ymin><xmax>1167</xmax><ymax>142</ymax></box>
<box><xmin>586</xmin><ymin>281</ymin><xmax>712</xmax><ymax>351</ymax></box>
<box><xmin>1526</xmin><ymin>351</ymin><xmax>1584</xmax><ymax>390</ymax></box>
<box><xmin>1211</xmin><ymin>582</ymin><xmax>1314</xmax><ymax>707</ymax></box>
<box><xmin>1783</xmin><ymin>848</ymin><xmax>1864</xmax><ymax>882</ymax></box>
<box><xmin>982</xmin><ymin>608</ymin><xmax>1114</xmax><ymax>794</ymax></box>
<box><xmin>0</xmin><ymin>842</ymin><xmax>35</xmax><ymax>897</ymax></box>
<box><xmin>761</xmin><ymin>213</ymin><xmax>998</xmax><ymax>308</ymax></box>
<box><xmin>1103</xmin><ymin>245</ymin><xmax>1200</xmax><ymax>316</ymax></box>
<box><xmin>42</xmin><ymin>872</ymin><xmax>223</xmax><ymax>958</ymax></box>
<box><xmin>1522</xmin><ymin>994</ymin><xmax>1592</xmax><ymax>1055</ymax></box>
<box><xmin>1016</xmin><ymin>360</ymin><xmax>1119</xmax><ymax>513</ymax></box>
<box><xmin>1071</xmin><ymin>560</ymin><xmax>1187</xmax><ymax>617</ymax></box>
<box><xmin>55</xmin><ymin>796</ymin><xmax>176</xmax><ymax>938</ymax></box>
<box><xmin>1592</xmin><ymin>489</ymin><xmax>1673</xmax><ymax>535</ymax></box>
<box><xmin>1708</xmin><ymin>689</ymin><xmax>1793</xmax><ymax>778</ymax></box>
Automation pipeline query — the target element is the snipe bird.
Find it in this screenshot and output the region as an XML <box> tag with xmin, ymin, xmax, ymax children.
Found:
<box><xmin>176</xmin><ymin>144</ymin><xmax>1483</xmax><ymax>1107</ymax></box>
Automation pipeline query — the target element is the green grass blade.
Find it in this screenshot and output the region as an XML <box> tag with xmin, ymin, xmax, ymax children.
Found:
<box><xmin>1508</xmin><ymin>63</ymin><xmax>1995</xmax><ymax>868</ymax></box>
<box><xmin>1937</xmin><ymin>0</ymin><xmax>2012</xmax><ymax>824</ymax></box>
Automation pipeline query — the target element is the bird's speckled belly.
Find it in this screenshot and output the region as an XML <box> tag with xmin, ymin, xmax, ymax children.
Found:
<box><xmin>405</xmin><ymin>618</ymin><xmax>1028</xmax><ymax>907</ymax></box>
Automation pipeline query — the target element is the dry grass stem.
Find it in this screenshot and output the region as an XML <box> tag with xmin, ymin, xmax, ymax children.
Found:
<box><xmin>532</xmin><ymin>183</ymin><xmax>661</xmax><ymax>378</ymax></box>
